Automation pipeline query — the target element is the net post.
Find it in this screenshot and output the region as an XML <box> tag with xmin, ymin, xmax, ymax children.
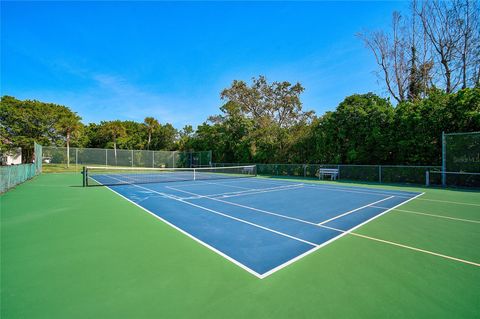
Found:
<box><xmin>82</xmin><ymin>166</ymin><xmax>87</xmax><ymax>187</ymax></box>
<box><xmin>442</xmin><ymin>131</ymin><xmax>446</xmax><ymax>187</ymax></box>
<box><xmin>425</xmin><ymin>170</ymin><xmax>430</xmax><ymax>187</ymax></box>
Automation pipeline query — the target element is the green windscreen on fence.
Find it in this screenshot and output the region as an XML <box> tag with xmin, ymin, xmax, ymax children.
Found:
<box><xmin>445</xmin><ymin>132</ymin><xmax>480</xmax><ymax>172</ymax></box>
<box><xmin>35</xmin><ymin>142</ymin><xmax>43</xmax><ymax>173</ymax></box>
<box><xmin>438</xmin><ymin>131</ymin><xmax>480</xmax><ymax>187</ymax></box>
<box><xmin>0</xmin><ymin>142</ymin><xmax>42</xmax><ymax>193</ymax></box>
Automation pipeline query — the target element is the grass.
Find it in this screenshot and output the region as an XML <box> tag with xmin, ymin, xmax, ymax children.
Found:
<box><xmin>42</xmin><ymin>163</ymin><xmax>82</xmax><ymax>173</ymax></box>
<box><xmin>1</xmin><ymin>173</ymin><xmax>479</xmax><ymax>318</ymax></box>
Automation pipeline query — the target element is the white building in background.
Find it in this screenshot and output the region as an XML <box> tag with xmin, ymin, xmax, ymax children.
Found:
<box><xmin>0</xmin><ymin>148</ymin><xmax>22</xmax><ymax>165</ymax></box>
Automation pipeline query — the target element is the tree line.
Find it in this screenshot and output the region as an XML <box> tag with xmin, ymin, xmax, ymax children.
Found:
<box><xmin>183</xmin><ymin>79</ymin><xmax>479</xmax><ymax>165</ymax></box>
<box><xmin>0</xmin><ymin>95</ymin><xmax>182</xmax><ymax>161</ymax></box>
<box><xmin>1</xmin><ymin>0</ymin><xmax>478</xmax><ymax>165</ymax></box>
<box><xmin>1</xmin><ymin>82</ymin><xmax>478</xmax><ymax>166</ymax></box>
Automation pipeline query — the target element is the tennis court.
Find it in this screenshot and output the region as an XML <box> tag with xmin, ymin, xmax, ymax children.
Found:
<box><xmin>2</xmin><ymin>169</ymin><xmax>479</xmax><ymax>318</ymax></box>
<box><xmin>86</xmin><ymin>166</ymin><xmax>423</xmax><ymax>277</ymax></box>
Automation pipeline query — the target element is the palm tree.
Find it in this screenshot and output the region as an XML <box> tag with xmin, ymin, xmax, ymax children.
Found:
<box><xmin>144</xmin><ymin>117</ymin><xmax>160</xmax><ymax>150</ymax></box>
<box><xmin>101</xmin><ymin>121</ymin><xmax>126</xmax><ymax>165</ymax></box>
<box><xmin>56</xmin><ymin>113</ymin><xmax>82</xmax><ymax>168</ymax></box>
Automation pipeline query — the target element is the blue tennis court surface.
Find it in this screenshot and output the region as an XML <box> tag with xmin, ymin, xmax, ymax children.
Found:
<box><xmin>99</xmin><ymin>176</ymin><xmax>422</xmax><ymax>278</ymax></box>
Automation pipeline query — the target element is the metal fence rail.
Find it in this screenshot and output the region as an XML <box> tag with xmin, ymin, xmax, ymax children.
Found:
<box><xmin>213</xmin><ymin>163</ymin><xmax>443</xmax><ymax>185</ymax></box>
<box><xmin>43</xmin><ymin>147</ymin><xmax>212</xmax><ymax>171</ymax></box>
<box><xmin>0</xmin><ymin>142</ymin><xmax>43</xmax><ymax>193</ymax></box>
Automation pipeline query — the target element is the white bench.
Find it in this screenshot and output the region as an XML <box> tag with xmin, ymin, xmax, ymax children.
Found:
<box><xmin>318</xmin><ymin>168</ymin><xmax>339</xmax><ymax>180</ymax></box>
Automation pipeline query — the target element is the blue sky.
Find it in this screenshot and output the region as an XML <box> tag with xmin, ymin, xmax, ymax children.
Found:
<box><xmin>1</xmin><ymin>1</ymin><xmax>409</xmax><ymax>128</ymax></box>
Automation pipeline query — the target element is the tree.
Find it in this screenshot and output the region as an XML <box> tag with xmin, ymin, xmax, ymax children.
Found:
<box><xmin>220</xmin><ymin>75</ymin><xmax>313</xmax><ymax>128</ymax></box>
<box><xmin>219</xmin><ymin>76</ymin><xmax>314</xmax><ymax>163</ymax></box>
<box><xmin>100</xmin><ymin>121</ymin><xmax>126</xmax><ymax>164</ymax></box>
<box><xmin>455</xmin><ymin>0</ymin><xmax>480</xmax><ymax>89</ymax></box>
<box><xmin>329</xmin><ymin>93</ymin><xmax>395</xmax><ymax>164</ymax></box>
<box><xmin>358</xmin><ymin>10</ymin><xmax>433</xmax><ymax>103</ymax></box>
<box><xmin>151</xmin><ymin>123</ymin><xmax>178</xmax><ymax>150</ymax></box>
<box><xmin>177</xmin><ymin>125</ymin><xmax>194</xmax><ymax>150</ymax></box>
<box><xmin>56</xmin><ymin>112</ymin><xmax>82</xmax><ymax>167</ymax></box>
<box><xmin>0</xmin><ymin>96</ymin><xmax>79</xmax><ymax>162</ymax></box>
<box><xmin>360</xmin><ymin>0</ymin><xmax>479</xmax><ymax>100</ymax></box>
<box><xmin>144</xmin><ymin>117</ymin><xmax>160</xmax><ymax>150</ymax></box>
<box><xmin>416</xmin><ymin>0</ymin><xmax>480</xmax><ymax>92</ymax></box>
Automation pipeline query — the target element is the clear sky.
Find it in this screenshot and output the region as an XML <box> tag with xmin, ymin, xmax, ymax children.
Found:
<box><xmin>1</xmin><ymin>1</ymin><xmax>410</xmax><ymax>128</ymax></box>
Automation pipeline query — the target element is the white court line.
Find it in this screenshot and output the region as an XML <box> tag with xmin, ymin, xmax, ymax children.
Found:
<box><xmin>177</xmin><ymin>188</ymin><xmax>480</xmax><ymax>268</ymax></box>
<box><xmin>197</xmin><ymin>180</ymin><xmax>254</xmax><ymax>190</ymax></box>
<box><xmin>317</xmin><ymin>196</ymin><xmax>395</xmax><ymax>225</ymax></box>
<box><xmin>167</xmin><ymin>186</ymin><xmax>322</xmax><ymax>226</ymax></box>
<box><xmin>171</xmin><ymin>187</ymin><xmax>480</xmax><ymax>270</ymax></box>
<box><xmin>241</xmin><ymin>177</ymin><xmax>416</xmax><ymax>199</ymax></box>
<box><xmin>95</xmin><ymin>179</ymin><xmax>480</xmax><ymax>277</ymax></box>
<box><xmin>210</xmin><ymin>184</ymin><xmax>305</xmax><ymax>199</ymax></box>
<box><xmin>349</xmin><ymin>232</ymin><xmax>480</xmax><ymax>267</ymax></box>
<box><xmin>171</xmin><ymin>184</ymin><xmax>305</xmax><ymax>200</ymax></box>
<box><xmin>116</xmin><ymin>182</ymin><xmax>317</xmax><ymax>247</ymax></box>
<box><xmin>93</xmin><ymin>176</ymin><xmax>319</xmax><ymax>278</ymax></box>
<box><xmin>91</xmin><ymin>178</ymin><xmax>264</xmax><ymax>278</ymax></box>
<box><xmin>371</xmin><ymin>206</ymin><xmax>480</xmax><ymax>224</ymax></box>
<box><xmin>252</xmin><ymin>177</ymin><xmax>480</xmax><ymax>207</ymax></box>
<box><xmin>414</xmin><ymin>198</ymin><xmax>480</xmax><ymax>207</ymax></box>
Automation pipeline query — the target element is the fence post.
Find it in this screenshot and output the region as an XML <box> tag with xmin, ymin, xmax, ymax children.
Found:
<box><xmin>303</xmin><ymin>164</ymin><xmax>306</xmax><ymax>177</ymax></box>
<box><xmin>379</xmin><ymin>165</ymin><xmax>382</xmax><ymax>183</ymax></box>
<box><xmin>131</xmin><ymin>150</ymin><xmax>134</xmax><ymax>167</ymax></box>
<box><xmin>152</xmin><ymin>151</ymin><xmax>155</xmax><ymax>168</ymax></box>
<box><xmin>75</xmin><ymin>148</ymin><xmax>78</xmax><ymax>170</ymax></box>
<box><xmin>425</xmin><ymin>170</ymin><xmax>430</xmax><ymax>187</ymax></box>
<box><xmin>105</xmin><ymin>149</ymin><xmax>108</xmax><ymax>167</ymax></box>
<box><xmin>82</xmin><ymin>166</ymin><xmax>87</xmax><ymax>187</ymax></box>
<box><xmin>8</xmin><ymin>167</ymin><xmax>11</xmax><ymax>190</ymax></box>
<box><xmin>441</xmin><ymin>131</ymin><xmax>446</xmax><ymax>187</ymax></box>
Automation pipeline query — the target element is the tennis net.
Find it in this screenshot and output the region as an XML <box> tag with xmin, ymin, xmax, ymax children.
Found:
<box><xmin>83</xmin><ymin>165</ymin><xmax>257</xmax><ymax>186</ymax></box>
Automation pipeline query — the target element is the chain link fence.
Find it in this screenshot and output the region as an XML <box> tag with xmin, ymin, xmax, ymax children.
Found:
<box><xmin>42</xmin><ymin>147</ymin><xmax>212</xmax><ymax>172</ymax></box>
<box><xmin>213</xmin><ymin>163</ymin><xmax>442</xmax><ymax>185</ymax></box>
<box><xmin>1</xmin><ymin>142</ymin><xmax>43</xmax><ymax>193</ymax></box>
